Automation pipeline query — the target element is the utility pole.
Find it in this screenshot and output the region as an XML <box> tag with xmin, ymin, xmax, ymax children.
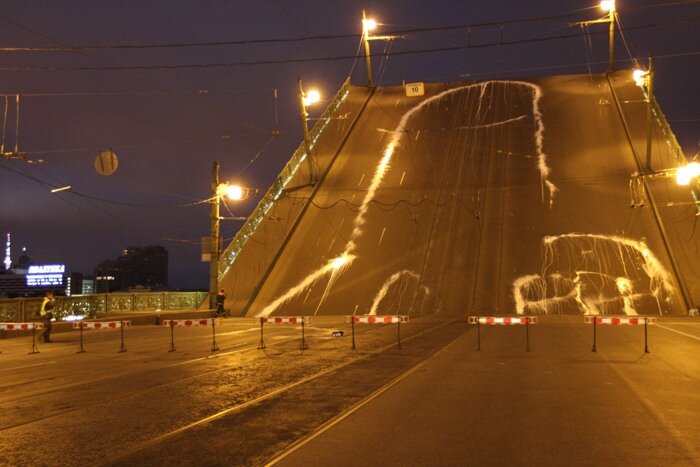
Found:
<box><xmin>297</xmin><ymin>78</ymin><xmax>316</xmax><ymax>185</ymax></box>
<box><xmin>362</xmin><ymin>9</ymin><xmax>373</xmax><ymax>87</ymax></box>
<box><xmin>209</xmin><ymin>161</ymin><xmax>221</xmax><ymax>310</ymax></box>
<box><xmin>608</xmin><ymin>6</ymin><xmax>615</xmax><ymax>72</ymax></box>
<box><xmin>645</xmin><ymin>57</ymin><xmax>655</xmax><ymax>171</ymax></box>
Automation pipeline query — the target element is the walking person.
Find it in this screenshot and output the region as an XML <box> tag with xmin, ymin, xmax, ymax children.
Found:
<box><xmin>39</xmin><ymin>291</ymin><xmax>56</xmax><ymax>343</ymax></box>
<box><xmin>216</xmin><ymin>288</ymin><xmax>226</xmax><ymax>317</ymax></box>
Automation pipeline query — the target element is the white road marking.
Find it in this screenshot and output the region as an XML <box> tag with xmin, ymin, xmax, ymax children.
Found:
<box><xmin>0</xmin><ymin>361</ymin><xmax>55</xmax><ymax>372</ymax></box>
<box><xmin>656</xmin><ymin>324</ymin><xmax>700</xmax><ymax>341</ymax></box>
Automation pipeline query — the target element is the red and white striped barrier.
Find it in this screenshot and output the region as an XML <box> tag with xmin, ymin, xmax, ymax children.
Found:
<box><xmin>73</xmin><ymin>321</ymin><xmax>132</xmax><ymax>330</ymax></box>
<box><xmin>468</xmin><ymin>316</ymin><xmax>538</xmax><ymax>325</ymax></box>
<box><xmin>1</xmin><ymin>322</ymin><xmax>46</xmax><ymax>354</ymax></box>
<box><xmin>162</xmin><ymin>318</ymin><xmax>222</xmax><ymax>327</ymax></box>
<box><xmin>468</xmin><ymin>316</ymin><xmax>537</xmax><ymax>351</ymax></box>
<box><xmin>1</xmin><ymin>322</ymin><xmax>44</xmax><ymax>331</ymax></box>
<box><xmin>346</xmin><ymin>315</ymin><xmax>409</xmax><ymax>349</ymax></box>
<box><xmin>258</xmin><ymin>316</ymin><xmax>309</xmax><ymax>324</ymax></box>
<box><xmin>584</xmin><ymin>316</ymin><xmax>656</xmax><ymax>325</ymax></box>
<box><xmin>256</xmin><ymin>316</ymin><xmax>310</xmax><ymax>350</ymax></box>
<box><xmin>164</xmin><ymin>318</ymin><xmax>222</xmax><ymax>352</ymax></box>
<box><xmin>72</xmin><ymin>320</ymin><xmax>130</xmax><ymax>353</ymax></box>
<box><xmin>347</xmin><ymin>315</ymin><xmax>409</xmax><ymax>324</ymax></box>
<box><xmin>585</xmin><ymin>315</ymin><xmax>656</xmax><ymax>353</ymax></box>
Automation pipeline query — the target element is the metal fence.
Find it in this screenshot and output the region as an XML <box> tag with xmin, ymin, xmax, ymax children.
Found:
<box><xmin>218</xmin><ymin>77</ymin><xmax>352</xmax><ymax>278</ymax></box>
<box><xmin>0</xmin><ymin>292</ymin><xmax>208</xmax><ymax>323</ymax></box>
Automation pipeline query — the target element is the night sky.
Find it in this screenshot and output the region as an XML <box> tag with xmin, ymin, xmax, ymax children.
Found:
<box><xmin>1</xmin><ymin>1</ymin><xmax>698</xmax><ymax>290</ymax></box>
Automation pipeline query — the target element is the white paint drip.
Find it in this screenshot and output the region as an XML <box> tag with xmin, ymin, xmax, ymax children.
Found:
<box><xmin>259</xmin><ymin>80</ymin><xmax>554</xmax><ymax>317</ymax></box>
<box><xmin>369</xmin><ymin>269</ymin><xmax>422</xmax><ymax>315</ymax></box>
<box><xmin>457</xmin><ymin>114</ymin><xmax>528</xmax><ymax>130</ymax></box>
<box><xmin>615</xmin><ymin>277</ymin><xmax>638</xmax><ymax>315</ymax></box>
<box><xmin>513</xmin><ymin>234</ymin><xmax>675</xmax><ymax>315</ymax></box>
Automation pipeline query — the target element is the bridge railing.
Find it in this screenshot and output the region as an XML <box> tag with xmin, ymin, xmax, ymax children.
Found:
<box><xmin>0</xmin><ymin>291</ymin><xmax>208</xmax><ymax>322</ymax></box>
<box><xmin>218</xmin><ymin>77</ymin><xmax>352</xmax><ymax>278</ymax></box>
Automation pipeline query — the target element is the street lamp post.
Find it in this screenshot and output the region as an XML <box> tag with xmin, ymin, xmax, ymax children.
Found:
<box><xmin>209</xmin><ymin>161</ymin><xmax>221</xmax><ymax>310</ymax></box>
<box><xmin>577</xmin><ymin>1</ymin><xmax>616</xmax><ymax>72</ymax></box>
<box><xmin>361</xmin><ymin>10</ymin><xmax>398</xmax><ymax>87</ymax></box>
<box><xmin>644</xmin><ymin>57</ymin><xmax>655</xmax><ymax>171</ymax></box>
<box><xmin>633</xmin><ymin>60</ymin><xmax>656</xmax><ymax>172</ymax></box>
<box><xmin>362</xmin><ymin>9</ymin><xmax>376</xmax><ymax>87</ymax></box>
<box><xmin>207</xmin><ymin>162</ymin><xmax>251</xmax><ymax>310</ymax></box>
<box><xmin>297</xmin><ymin>78</ymin><xmax>321</xmax><ymax>185</ymax></box>
<box><xmin>603</xmin><ymin>0</ymin><xmax>616</xmax><ymax>72</ymax></box>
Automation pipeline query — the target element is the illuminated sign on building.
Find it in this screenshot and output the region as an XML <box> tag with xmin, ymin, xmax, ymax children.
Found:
<box><xmin>26</xmin><ymin>264</ymin><xmax>65</xmax><ymax>286</ymax></box>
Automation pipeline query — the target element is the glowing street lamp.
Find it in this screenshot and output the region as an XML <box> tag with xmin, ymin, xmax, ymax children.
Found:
<box><xmin>633</xmin><ymin>69</ymin><xmax>649</xmax><ymax>87</ymax></box>
<box><xmin>362</xmin><ymin>10</ymin><xmax>376</xmax><ymax>86</ymax></box>
<box><xmin>298</xmin><ymin>78</ymin><xmax>321</xmax><ymax>185</ymax></box>
<box><xmin>361</xmin><ymin>10</ymin><xmax>398</xmax><ymax>87</ymax></box>
<box><xmin>633</xmin><ymin>58</ymin><xmax>655</xmax><ymax>171</ymax></box>
<box><xmin>601</xmin><ymin>0</ymin><xmax>616</xmax><ymax>72</ymax></box>
<box><xmin>208</xmin><ymin>161</ymin><xmax>251</xmax><ymax>310</ymax></box>
<box><xmin>676</xmin><ymin>162</ymin><xmax>700</xmax><ymax>186</ymax></box>
<box><xmin>577</xmin><ymin>1</ymin><xmax>617</xmax><ymax>72</ymax></box>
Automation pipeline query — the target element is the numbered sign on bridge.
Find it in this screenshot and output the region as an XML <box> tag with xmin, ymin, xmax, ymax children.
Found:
<box><xmin>405</xmin><ymin>82</ymin><xmax>425</xmax><ymax>97</ymax></box>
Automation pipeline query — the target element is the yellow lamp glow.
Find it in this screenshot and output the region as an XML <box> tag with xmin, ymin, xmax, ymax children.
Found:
<box><xmin>225</xmin><ymin>184</ymin><xmax>245</xmax><ymax>200</ymax></box>
<box><xmin>302</xmin><ymin>89</ymin><xmax>321</xmax><ymax>107</ymax></box>
<box><xmin>633</xmin><ymin>69</ymin><xmax>648</xmax><ymax>87</ymax></box>
<box><xmin>600</xmin><ymin>0</ymin><xmax>615</xmax><ymax>12</ymax></box>
<box><xmin>676</xmin><ymin>162</ymin><xmax>700</xmax><ymax>186</ymax></box>
<box><xmin>363</xmin><ymin>18</ymin><xmax>377</xmax><ymax>33</ymax></box>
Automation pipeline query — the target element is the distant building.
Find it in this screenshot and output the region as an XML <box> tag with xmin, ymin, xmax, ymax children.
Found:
<box><xmin>82</xmin><ymin>278</ymin><xmax>95</xmax><ymax>294</ymax></box>
<box><xmin>0</xmin><ymin>264</ymin><xmax>78</xmax><ymax>298</ymax></box>
<box><xmin>0</xmin><ymin>235</ymin><xmax>83</xmax><ymax>297</ymax></box>
<box><xmin>94</xmin><ymin>246</ymin><xmax>168</xmax><ymax>292</ymax></box>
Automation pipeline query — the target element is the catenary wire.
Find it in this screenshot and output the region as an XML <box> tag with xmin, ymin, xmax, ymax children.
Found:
<box><xmin>0</xmin><ymin>18</ymin><xmax>695</xmax><ymax>72</ymax></box>
<box><xmin>0</xmin><ymin>2</ymin><xmax>694</xmax><ymax>52</ymax></box>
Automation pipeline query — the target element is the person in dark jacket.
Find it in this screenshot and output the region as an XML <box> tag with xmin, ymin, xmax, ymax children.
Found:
<box><xmin>216</xmin><ymin>289</ymin><xmax>226</xmax><ymax>317</ymax></box>
<box><xmin>39</xmin><ymin>291</ymin><xmax>55</xmax><ymax>343</ymax></box>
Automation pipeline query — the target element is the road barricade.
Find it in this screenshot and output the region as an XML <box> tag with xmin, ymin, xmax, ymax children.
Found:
<box><xmin>0</xmin><ymin>322</ymin><xmax>44</xmax><ymax>354</ymax></box>
<box><xmin>584</xmin><ymin>315</ymin><xmax>657</xmax><ymax>353</ymax></box>
<box><xmin>256</xmin><ymin>316</ymin><xmax>310</xmax><ymax>350</ymax></box>
<box><xmin>162</xmin><ymin>318</ymin><xmax>222</xmax><ymax>352</ymax></box>
<box><xmin>72</xmin><ymin>320</ymin><xmax>131</xmax><ymax>353</ymax></box>
<box><xmin>468</xmin><ymin>316</ymin><xmax>538</xmax><ymax>351</ymax></box>
<box><xmin>347</xmin><ymin>315</ymin><xmax>409</xmax><ymax>350</ymax></box>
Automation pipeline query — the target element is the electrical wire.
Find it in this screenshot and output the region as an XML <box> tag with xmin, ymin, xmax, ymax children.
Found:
<box><xmin>0</xmin><ymin>160</ymin><xmax>211</xmax><ymax>208</ymax></box>
<box><xmin>1</xmin><ymin>18</ymin><xmax>694</xmax><ymax>72</ymax></box>
<box><xmin>1</xmin><ymin>161</ymin><xmax>205</xmax><ymax>243</ymax></box>
<box><xmin>233</xmin><ymin>135</ymin><xmax>278</xmax><ymax>177</ymax></box>
<box><xmin>271</xmin><ymin>0</ymin><xmax>347</xmax><ymax>75</ymax></box>
<box><xmin>615</xmin><ymin>12</ymin><xmax>642</xmax><ymax>70</ymax></box>
<box><xmin>0</xmin><ymin>14</ymin><xmax>267</xmax><ymax>135</ymax></box>
<box><xmin>23</xmin><ymin>133</ymin><xmax>243</xmax><ymax>156</ymax></box>
<box><xmin>1</xmin><ymin>2</ymin><xmax>693</xmax><ymax>52</ymax></box>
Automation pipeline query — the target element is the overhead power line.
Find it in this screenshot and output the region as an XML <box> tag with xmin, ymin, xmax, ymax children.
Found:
<box><xmin>0</xmin><ymin>18</ymin><xmax>695</xmax><ymax>72</ymax></box>
<box><xmin>0</xmin><ymin>10</ymin><xmax>591</xmax><ymax>52</ymax></box>
<box><xmin>0</xmin><ymin>2</ymin><xmax>695</xmax><ymax>52</ymax></box>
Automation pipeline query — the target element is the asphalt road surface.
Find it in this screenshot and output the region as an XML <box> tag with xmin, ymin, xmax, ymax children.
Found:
<box><xmin>1</xmin><ymin>315</ymin><xmax>697</xmax><ymax>466</ymax></box>
<box><xmin>271</xmin><ymin>316</ymin><xmax>700</xmax><ymax>467</ymax></box>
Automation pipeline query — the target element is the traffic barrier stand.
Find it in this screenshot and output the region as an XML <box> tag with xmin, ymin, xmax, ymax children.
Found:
<box><xmin>468</xmin><ymin>316</ymin><xmax>538</xmax><ymax>351</ymax></box>
<box><xmin>584</xmin><ymin>316</ymin><xmax>657</xmax><ymax>353</ymax></box>
<box><xmin>161</xmin><ymin>318</ymin><xmax>223</xmax><ymax>352</ymax></box>
<box><xmin>346</xmin><ymin>315</ymin><xmax>409</xmax><ymax>350</ymax></box>
<box><xmin>0</xmin><ymin>322</ymin><xmax>44</xmax><ymax>354</ymax></box>
<box><xmin>256</xmin><ymin>317</ymin><xmax>310</xmax><ymax>350</ymax></box>
<box><xmin>71</xmin><ymin>321</ymin><xmax>131</xmax><ymax>353</ymax></box>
